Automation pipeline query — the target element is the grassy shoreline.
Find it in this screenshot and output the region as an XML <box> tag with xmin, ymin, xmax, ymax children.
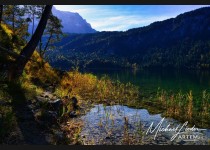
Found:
<box><xmin>1</xmin><ymin>51</ymin><xmax>209</xmax><ymax>144</ymax></box>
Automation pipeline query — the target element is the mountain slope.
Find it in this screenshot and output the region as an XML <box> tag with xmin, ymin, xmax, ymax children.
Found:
<box><xmin>28</xmin><ymin>6</ymin><xmax>96</xmax><ymax>34</ymax></box>
<box><xmin>52</xmin><ymin>7</ymin><xmax>96</xmax><ymax>33</ymax></box>
<box><xmin>47</xmin><ymin>7</ymin><xmax>210</xmax><ymax>70</ymax></box>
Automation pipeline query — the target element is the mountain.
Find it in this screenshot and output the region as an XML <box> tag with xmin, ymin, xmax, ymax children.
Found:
<box><xmin>28</xmin><ymin>6</ymin><xmax>96</xmax><ymax>34</ymax></box>
<box><xmin>51</xmin><ymin>7</ymin><xmax>96</xmax><ymax>33</ymax></box>
<box><xmin>47</xmin><ymin>7</ymin><xmax>210</xmax><ymax>71</ymax></box>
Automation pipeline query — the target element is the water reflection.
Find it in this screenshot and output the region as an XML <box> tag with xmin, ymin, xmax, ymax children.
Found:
<box><xmin>80</xmin><ymin>104</ymin><xmax>210</xmax><ymax>145</ymax></box>
<box><xmin>84</xmin><ymin>68</ymin><xmax>210</xmax><ymax>96</ymax></box>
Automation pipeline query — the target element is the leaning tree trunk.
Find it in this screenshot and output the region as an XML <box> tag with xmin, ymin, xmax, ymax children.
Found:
<box><xmin>9</xmin><ymin>5</ymin><xmax>52</xmax><ymax>81</ymax></box>
<box><xmin>0</xmin><ymin>5</ymin><xmax>3</xmax><ymax>25</ymax></box>
<box><xmin>41</xmin><ymin>32</ymin><xmax>53</xmax><ymax>58</ymax></box>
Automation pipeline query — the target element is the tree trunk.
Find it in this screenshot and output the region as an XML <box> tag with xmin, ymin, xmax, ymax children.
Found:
<box><xmin>12</xmin><ymin>6</ymin><xmax>15</xmax><ymax>33</ymax></box>
<box><xmin>0</xmin><ymin>5</ymin><xmax>3</xmax><ymax>25</ymax></box>
<box><xmin>32</xmin><ymin>13</ymin><xmax>34</xmax><ymax>35</ymax></box>
<box><xmin>41</xmin><ymin>32</ymin><xmax>53</xmax><ymax>58</ymax></box>
<box><xmin>12</xmin><ymin>6</ymin><xmax>15</xmax><ymax>44</ymax></box>
<box><xmin>39</xmin><ymin>39</ymin><xmax>42</xmax><ymax>55</ymax></box>
<box><xmin>9</xmin><ymin>5</ymin><xmax>52</xmax><ymax>80</ymax></box>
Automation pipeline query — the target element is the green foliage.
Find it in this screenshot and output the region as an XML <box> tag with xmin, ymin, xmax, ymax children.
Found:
<box><xmin>24</xmin><ymin>5</ymin><xmax>45</xmax><ymax>35</ymax></box>
<box><xmin>38</xmin><ymin>14</ymin><xmax>63</xmax><ymax>59</ymax></box>
<box><xmin>3</xmin><ymin>5</ymin><xmax>29</xmax><ymax>46</ymax></box>
<box><xmin>0</xmin><ymin>24</ymin><xmax>13</xmax><ymax>48</ymax></box>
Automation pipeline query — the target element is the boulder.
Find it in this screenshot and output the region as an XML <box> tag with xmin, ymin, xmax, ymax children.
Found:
<box><xmin>71</xmin><ymin>97</ymin><xmax>78</xmax><ymax>110</ymax></box>
<box><xmin>40</xmin><ymin>91</ymin><xmax>54</xmax><ymax>99</ymax></box>
<box><xmin>69</xmin><ymin>111</ymin><xmax>77</xmax><ymax>118</ymax></box>
<box><xmin>54</xmin><ymin>130</ymin><xmax>65</xmax><ymax>142</ymax></box>
<box><xmin>35</xmin><ymin>96</ymin><xmax>47</xmax><ymax>106</ymax></box>
<box><xmin>35</xmin><ymin>109</ymin><xmax>58</xmax><ymax>127</ymax></box>
<box><xmin>46</xmin><ymin>99</ymin><xmax>63</xmax><ymax>112</ymax></box>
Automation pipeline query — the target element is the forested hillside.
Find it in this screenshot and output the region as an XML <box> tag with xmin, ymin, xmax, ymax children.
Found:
<box><xmin>47</xmin><ymin>7</ymin><xmax>210</xmax><ymax>70</ymax></box>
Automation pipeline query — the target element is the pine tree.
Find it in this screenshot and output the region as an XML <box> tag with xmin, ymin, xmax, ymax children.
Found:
<box><xmin>24</xmin><ymin>5</ymin><xmax>44</xmax><ymax>35</ymax></box>
<box><xmin>39</xmin><ymin>14</ymin><xmax>63</xmax><ymax>59</ymax></box>
<box><xmin>3</xmin><ymin>5</ymin><xmax>28</xmax><ymax>45</ymax></box>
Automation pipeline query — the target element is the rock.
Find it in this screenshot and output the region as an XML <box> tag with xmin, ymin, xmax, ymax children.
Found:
<box><xmin>0</xmin><ymin>101</ymin><xmax>11</xmax><ymax>106</ymax></box>
<box><xmin>40</xmin><ymin>91</ymin><xmax>54</xmax><ymax>99</ymax></box>
<box><xmin>71</xmin><ymin>97</ymin><xmax>78</xmax><ymax>110</ymax></box>
<box><xmin>45</xmin><ymin>111</ymin><xmax>58</xmax><ymax>122</ymax></box>
<box><xmin>36</xmin><ymin>96</ymin><xmax>47</xmax><ymax>103</ymax></box>
<box><xmin>69</xmin><ymin>111</ymin><xmax>77</xmax><ymax>118</ymax></box>
<box><xmin>46</xmin><ymin>85</ymin><xmax>56</xmax><ymax>93</ymax></box>
<box><xmin>178</xmin><ymin>140</ymin><xmax>186</xmax><ymax>145</ymax></box>
<box><xmin>45</xmin><ymin>133</ymin><xmax>55</xmax><ymax>143</ymax></box>
<box><xmin>35</xmin><ymin>109</ymin><xmax>58</xmax><ymax>125</ymax></box>
<box><xmin>103</xmin><ymin>99</ymin><xmax>111</xmax><ymax>106</ymax></box>
<box><xmin>46</xmin><ymin>99</ymin><xmax>63</xmax><ymax>112</ymax></box>
<box><xmin>105</xmin><ymin>136</ymin><xmax>111</xmax><ymax>139</ymax></box>
<box><xmin>51</xmin><ymin>96</ymin><xmax>57</xmax><ymax>100</ymax></box>
<box><xmin>54</xmin><ymin>131</ymin><xmax>65</xmax><ymax>141</ymax></box>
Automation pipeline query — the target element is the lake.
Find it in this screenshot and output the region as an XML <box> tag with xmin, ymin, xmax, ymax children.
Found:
<box><xmin>80</xmin><ymin>104</ymin><xmax>210</xmax><ymax>145</ymax></box>
<box><xmin>84</xmin><ymin>68</ymin><xmax>210</xmax><ymax>97</ymax></box>
<box><xmin>79</xmin><ymin>68</ymin><xmax>210</xmax><ymax>145</ymax></box>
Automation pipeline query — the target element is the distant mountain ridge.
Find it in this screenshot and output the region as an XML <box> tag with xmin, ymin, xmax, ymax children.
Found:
<box><xmin>47</xmin><ymin>7</ymin><xmax>210</xmax><ymax>70</ymax></box>
<box><xmin>28</xmin><ymin>6</ymin><xmax>96</xmax><ymax>34</ymax></box>
<box><xmin>52</xmin><ymin>7</ymin><xmax>96</xmax><ymax>33</ymax></box>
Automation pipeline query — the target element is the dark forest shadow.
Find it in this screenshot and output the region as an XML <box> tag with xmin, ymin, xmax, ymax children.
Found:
<box><xmin>7</xmin><ymin>81</ymin><xmax>50</xmax><ymax>145</ymax></box>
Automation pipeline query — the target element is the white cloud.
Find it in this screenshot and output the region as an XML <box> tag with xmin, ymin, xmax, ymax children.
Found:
<box><xmin>90</xmin><ymin>15</ymin><xmax>172</xmax><ymax>31</ymax></box>
<box><xmin>54</xmin><ymin>5</ymin><xmax>206</xmax><ymax>31</ymax></box>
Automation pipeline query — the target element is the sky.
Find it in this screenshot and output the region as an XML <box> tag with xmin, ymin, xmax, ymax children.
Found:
<box><xmin>54</xmin><ymin>5</ymin><xmax>209</xmax><ymax>31</ymax></box>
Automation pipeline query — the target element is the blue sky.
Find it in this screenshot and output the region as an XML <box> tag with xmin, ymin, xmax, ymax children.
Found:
<box><xmin>54</xmin><ymin>5</ymin><xmax>209</xmax><ymax>31</ymax></box>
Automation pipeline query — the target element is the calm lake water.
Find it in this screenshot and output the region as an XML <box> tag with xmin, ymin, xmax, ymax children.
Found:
<box><xmin>84</xmin><ymin>68</ymin><xmax>210</xmax><ymax>97</ymax></box>
<box><xmin>80</xmin><ymin>104</ymin><xmax>210</xmax><ymax>145</ymax></box>
<box><xmin>80</xmin><ymin>69</ymin><xmax>210</xmax><ymax>145</ymax></box>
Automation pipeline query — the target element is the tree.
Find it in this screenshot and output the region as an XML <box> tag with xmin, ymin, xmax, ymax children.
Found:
<box><xmin>24</xmin><ymin>5</ymin><xmax>44</xmax><ymax>35</ymax></box>
<box><xmin>39</xmin><ymin>14</ymin><xmax>63</xmax><ymax>59</ymax></box>
<box><xmin>9</xmin><ymin>5</ymin><xmax>53</xmax><ymax>80</ymax></box>
<box><xmin>0</xmin><ymin>5</ymin><xmax>3</xmax><ymax>25</ymax></box>
<box><xmin>3</xmin><ymin>5</ymin><xmax>28</xmax><ymax>45</ymax></box>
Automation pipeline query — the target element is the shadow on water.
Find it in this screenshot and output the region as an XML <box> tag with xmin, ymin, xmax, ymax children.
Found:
<box><xmin>6</xmin><ymin>82</ymin><xmax>49</xmax><ymax>145</ymax></box>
